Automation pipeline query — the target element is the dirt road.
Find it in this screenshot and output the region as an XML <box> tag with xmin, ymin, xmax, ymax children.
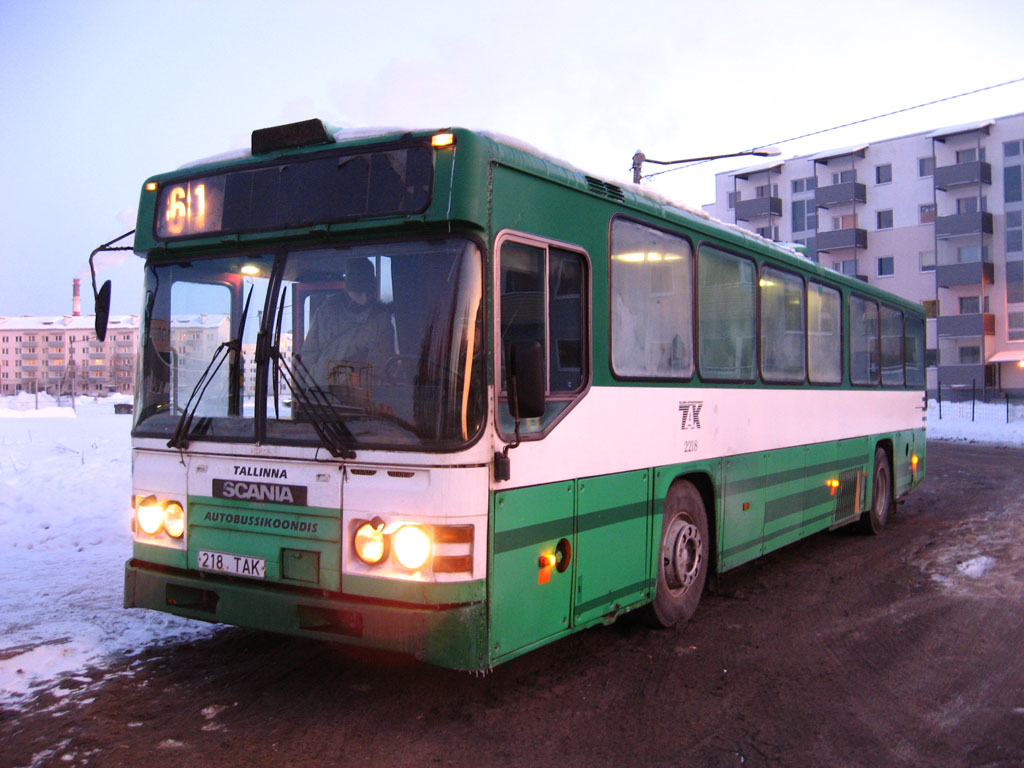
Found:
<box><xmin>4</xmin><ymin>441</ymin><xmax>1024</xmax><ymax>768</ymax></box>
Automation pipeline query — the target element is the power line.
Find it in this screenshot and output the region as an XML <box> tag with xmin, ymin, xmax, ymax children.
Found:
<box><xmin>643</xmin><ymin>75</ymin><xmax>1024</xmax><ymax>180</ymax></box>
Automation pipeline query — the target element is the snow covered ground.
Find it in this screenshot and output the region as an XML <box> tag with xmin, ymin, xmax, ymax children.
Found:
<box><xmin>0</xmin><ymin>392</ymin><xmax>1022</xmax><ymax>709</ymax></box>
<box><xmin>0</xmin><ymin>393</ymin><xmax>217</xmax><ymax>709</ymax></box>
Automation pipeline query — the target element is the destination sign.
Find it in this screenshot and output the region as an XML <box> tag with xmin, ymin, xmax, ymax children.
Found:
<box><xmin>151</xmin><ymin>145</ymin><xmax>433</xmax><ymax>240</ymax></box>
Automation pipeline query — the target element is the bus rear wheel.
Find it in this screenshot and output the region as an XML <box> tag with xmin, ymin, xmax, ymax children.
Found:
<box><xmin>646</xmin><ymin>481</ymin><xmax>709</xmax><ymax>628</ymax></box>
<box><xmin>859</xmin><ymin>447</ymin><xmax>892</xmax><ymax>535</ymax></box>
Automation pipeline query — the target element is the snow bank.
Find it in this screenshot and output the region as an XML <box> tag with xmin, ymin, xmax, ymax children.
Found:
<box><xmin>926</xmin><ymin>398</ymin><xmax>1024</xmax><ymax>446</ymax></box>
<box><xmin>0</xmin><ymin>397</ymin><xmax>217</xmax><ymax>709</ymax></box>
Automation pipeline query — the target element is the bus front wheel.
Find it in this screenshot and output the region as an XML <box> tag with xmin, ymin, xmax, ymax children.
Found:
<box><xmin>646</xmin><ymin>481</ymin><xmax>709</xmax><ymax>628</ymax></box>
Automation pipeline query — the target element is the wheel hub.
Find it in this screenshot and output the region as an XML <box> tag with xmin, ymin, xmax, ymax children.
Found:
<box><xmin>664</xmin><ymin>517</ymin><xmax>702</xmax><ymax>593</ymax></box>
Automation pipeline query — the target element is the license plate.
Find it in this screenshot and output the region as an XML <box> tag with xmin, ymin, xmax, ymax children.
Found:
<box><xmin>197</xmin><ymin>549</ymin><xmax>266</xmax><ymax>579</ymax></box>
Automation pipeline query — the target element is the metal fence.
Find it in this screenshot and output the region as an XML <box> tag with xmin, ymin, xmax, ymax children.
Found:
<box><xmin>934</xmin><ymin>382</ymin><xmax>1024</xmax><ymax>424</ymax></box>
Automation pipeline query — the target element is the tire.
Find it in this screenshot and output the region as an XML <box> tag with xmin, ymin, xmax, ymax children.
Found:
<box><xmin>646</xmin><ymin>481</ymin><xmax>709</xmax><ymax>628</ymax></box>
<box><xmin>859</xmin><ymin>447</ymin><xmax>892</xmax><ymax>535</ymax></box>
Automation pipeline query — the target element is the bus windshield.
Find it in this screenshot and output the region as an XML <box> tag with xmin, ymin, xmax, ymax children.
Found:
<box><xmin>133</xmin><ymin>238</ymin><xmax>485</xmax><ymax>452</ymax></box>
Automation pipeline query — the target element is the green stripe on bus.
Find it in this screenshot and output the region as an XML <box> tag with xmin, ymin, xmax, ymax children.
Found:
<box><xmin>721</xmin><ymin>508</ymin><xmax>841</xmax><ymax>560</ymax></box>
<box><xmin>725</xmin><ymin>457</ymin><xmax>864</xmax><ymax>496</ymax></box>
<box><xmin>493</xmin><ymin>499</ymin><xmax>649</xmax><ymax>554</ymax></box>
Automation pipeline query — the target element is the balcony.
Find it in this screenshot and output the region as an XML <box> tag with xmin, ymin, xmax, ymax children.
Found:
<box><xmin>936</xmin><ymin>261</ymin><xmax>994</xmax><ymax>287</ymax></box>
<box><xmin>815</xmin><ymin>227</ymin><xmax>868</xmax><ymax>251</ymax></box>
<box><xmin>937</xmin><ymin>313</ymin><xmax>995</xmax><ymax>337</ymax></box>
<box><xmin>735</xmin><ymin>196</ymin><xmax>782</xmax><ymax>221</ymax></box>
<box><xmin>937</xmin><ymin>363</ymin><xmax>987</xmax><ymax>388</ymax></box>
<box><xmin>935</xmin><ymin>211</ymin><xmax>993</xmax><ymax>239</ymax></box>
<box><xmin>934</xmin><ymin>161</ymin><xmax>991</xmax><ymax>190</ymax></box>
<box><xmin>814</xmin><ymin>182</ymin><xmax>866</xmax><ymax>208</ymax></box>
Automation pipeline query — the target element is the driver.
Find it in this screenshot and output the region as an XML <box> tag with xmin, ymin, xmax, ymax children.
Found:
<box><xmin>299</xmin><ymin>258</ymin><xmax>395</xmax><ymax>388</ymax></box>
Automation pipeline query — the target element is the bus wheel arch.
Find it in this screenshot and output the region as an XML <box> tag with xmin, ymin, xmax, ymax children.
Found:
<box><xmin>646</xmin><ymin>478</ymin><xmax>711</xmax><ymax>628</ymax></box>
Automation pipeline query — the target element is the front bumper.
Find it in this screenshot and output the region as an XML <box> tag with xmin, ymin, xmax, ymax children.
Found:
<box><xmin>124</xmin><ymin>560</ymin><xmax>489</xmax><ymax>671</ymax></box>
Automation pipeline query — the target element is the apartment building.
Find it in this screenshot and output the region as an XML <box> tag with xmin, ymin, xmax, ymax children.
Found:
<box><xmin>0</xmin><ymin>314</ymin><xmax>138</xmax><ymax>396</ymax></box>
<box><xmin>703</xmin><ymin>111</ymin><xmax>1024</xmax><ymax>394</ymax></box>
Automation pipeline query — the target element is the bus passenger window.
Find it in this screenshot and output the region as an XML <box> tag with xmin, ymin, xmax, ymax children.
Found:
<box><xmin>760</xmin><ymin>266</ymin><xmax>805</xmax><ymax>382</ymax></box>
<box><xmin>807</xmin><ymin>282</ymin><xmax>842</xmax><ymax>384</ymax></box>
<box><xmin>609</xmin><ymin>219</ymin><xmax>693</xmax><ymax>378</ymax></box>
<box><xmin>905</xmin><ymin>315</ymin><xmax>926</xmax><ymax>387</ymax></box>
<box><xmin>850</xmin><ymin>295</ymin><xmax>880</xmax><ymax>385</ymax></box>
<box><xmin>698</xmin><ymin>246</ymin><xmax>756</xmax><ymax>381</ymax></box>
<box><xmin>880</xmin><ymin>305</ymin><xmax>905</xmax><ymax>387</ymax></box>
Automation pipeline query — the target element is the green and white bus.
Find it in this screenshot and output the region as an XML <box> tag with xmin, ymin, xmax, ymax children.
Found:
<box><xmin>120</xmin><ymin>120</ymin><xmax>926</xmax><ymax>671</ymax></box>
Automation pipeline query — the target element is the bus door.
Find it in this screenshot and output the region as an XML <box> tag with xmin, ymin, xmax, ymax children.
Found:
<box><xmin>489</xmin><ymin>470</ymin><xmax>651</xmax><ymax>660</ymax></box>
<box><xmin>490</xmin><ymin>481</ymin><xmax>576</xmax><ymax>660</ymax></box>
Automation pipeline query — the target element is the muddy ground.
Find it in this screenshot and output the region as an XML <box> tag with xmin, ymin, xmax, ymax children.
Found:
<box><xmin>3</xmin><ymin>441</ymin><xmax>1024</xmax><ymax>768</ymax></box>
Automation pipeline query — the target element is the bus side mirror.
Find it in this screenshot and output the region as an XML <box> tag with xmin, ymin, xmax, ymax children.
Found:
<box><xmin>95</xmin><ymin>280</ymin><xmax>112</xmax><ymax>342</ymax></box>
<box><xmin>509</xmin><ymin>341</ymin><xmax>545</xmax><ymax>419</ymax></box>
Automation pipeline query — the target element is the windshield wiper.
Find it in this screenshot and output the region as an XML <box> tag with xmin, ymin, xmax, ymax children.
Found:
<box><xmin>269</xmin><ymin>347</ymin><xmax>358</xmax><ymax>460</ymax></box>
<box><xmin>259</xmin><ymin>284</ymin><xmax>357</xmax><ymax>459</ymax></box>
<box><xmin>167</xmin><ymin>285</ymin><xmax>254</xmax><ymax>450</ymax></box>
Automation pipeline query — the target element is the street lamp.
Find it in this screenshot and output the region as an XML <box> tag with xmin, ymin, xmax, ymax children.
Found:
<box><xmin>631</xmin><ymin>146</ymin><xmax>781</xmax><ymax>184</ymax></box>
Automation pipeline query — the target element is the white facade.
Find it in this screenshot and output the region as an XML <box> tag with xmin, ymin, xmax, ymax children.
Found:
<box><xmin>703</xmin><ymin>112</ymin><xmax>1024</xmax><ymax>394</ymax></box>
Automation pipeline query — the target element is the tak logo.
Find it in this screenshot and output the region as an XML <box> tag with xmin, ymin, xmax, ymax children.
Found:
<box><xmin>679</xmin><ymin>401</ymin><xmax>703</xmax><ymax>430</ymax></box>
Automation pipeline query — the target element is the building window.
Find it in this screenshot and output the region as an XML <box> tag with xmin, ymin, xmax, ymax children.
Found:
<box><xmin>755</xmin><ymin>184</ymin><xmax>778</xmax><ymax>198</ymax></box>
<box><xmin>876</xmin><ymin>209</ymin><xmax>893</xmax><ymax>229</ymax></box>
<box><xmin>919</xmin><ymin>157</ymin><xmax>935</xmax><ymax>177</ymax></box>
<box><xmin>791</xmin><ymin>199</ymin><xmax>817</xmax><ymax>232</ymax></box>
<box><xmin>875</xmin><ymin>164</ymin><xmax>892</xmax><ymax>184</ymax></box>
<box><xmin>1009</xmin><ymin>311</ymin><xmax>1024</xmax><ymax>341</ymax></box>
<box><xmin>958</xmin><ymin>346</ymin><xmax>981</xmax><ymax>365</ymax></box>
<box><xmin>922</xmin><ymin>299</ymin><xmax>938</xmax><ymax>318</ymax></box>
<box><xmin>919</xmin><ymin>250</ymin><xmax>936</xmax><ymax>272</ymax></box>
<box><xmin>1008</xmin><ymin>211</ymin><xmax>1023</xmax><ymax>253</ymax></box>
<box><xmin>956</xmin><ymin>147</ymin><xmax>985</xmax><ymax>163</ymax></box>
<box><xmin>755</xmin><ymin>226</ymin><xmax>779</xmax><ymax>240</ymax></box>
<box><xmin>876</xmin><ymin>256</ymin><xmax>894</xmax><ymax>277</ymax></box>
<box><xmin>833</xmin><ymin>214</ymin><xmax>857</xmax><ymax>230</ymax></box>
<box><xmin>727</xmin><ymin>191</ymin><xmax>740</xmax><ymax>209</ymax></box>
<box><xmin>836</xmin><ymin>259</ymin><xmax>858</xmax><ymax>276</ymax></box>
<box><xmin>956</xmin><ymin>196</ymin><xmax>987</xmax><ymax>214</ymax></box>
<box><xmin>1006</xmin><ymin>166</ymin><xmax>1022</xmax><ymax>204</ymax></box>
<box><xmin>919</xmin><ymin>203</ymin><xmax>936</xmax><ymax>224</ymax></box>
<box><xmin>959</xmin><ymin>296</ymin><xmax>980</xmax><ymax>315</ymax></box>
<box><xmin>792</xmin><ymin>177</ymin><xmax>817</xmax><ymax>193</ymax></box>
<box><xmin>956</xmin><ymin>245</ymin><xmax>989</xmax><ymax>263</ymax></box>
<box><xmin>831</xmin><ymin>170</ymin><xmax>856</xmax><ymax>185</ymax></box>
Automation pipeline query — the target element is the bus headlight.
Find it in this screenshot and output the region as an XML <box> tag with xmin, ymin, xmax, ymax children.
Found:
<box><xmin>136</xmin><ymin>496</ymin><xmax>164</xmax><ymax>536</ymax></box>
<box><xmin>164</xmin><ymin>502</ymin><xmax>186</xmax><ymax>538</ymax></box>
<box><xmin>393</xmin><ymin>525</ymin><xmax>431</xmax><ymax>571</ymax></box>
<box><xmin>353</xmin><ymin>520</ymin><xmax>388</xmax><ymax>565</ymax></box>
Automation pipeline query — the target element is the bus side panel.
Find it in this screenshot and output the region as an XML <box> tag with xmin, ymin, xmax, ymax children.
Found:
<box><xmin>490</xmin><ymin>481</ymin><xmax>575</xmax><ymax>662</ymax></box>
<box><xmin>762</xmin><ymin>445</ymin><xmax>810</xmax><ymax>556</ymax></box>
<box><xmin>800</xmin><ymin>440</ymin><xmax>841</xmax><ymax>537</ymax></box>
<box><xmin>720</xmin><ymin>453</ymin><xmax>767</xmax><ymax>571</ymax></box>
<box><xmin>573</xmin><ymin>469</ymin><xmax>651</xmax><ymax>626</ymax></box>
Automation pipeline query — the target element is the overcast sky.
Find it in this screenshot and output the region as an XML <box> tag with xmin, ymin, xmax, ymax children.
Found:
<box><xmin>2</xmin><ymin>0</ymin><xmax>1023</xmax><ymax>318</ymax></box>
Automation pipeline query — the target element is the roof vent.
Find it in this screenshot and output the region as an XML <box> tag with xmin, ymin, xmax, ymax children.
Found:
<box><xmin>586</xmin><ymin>176</ymin><xmax>625</xmax><ymax>202</ymax></box>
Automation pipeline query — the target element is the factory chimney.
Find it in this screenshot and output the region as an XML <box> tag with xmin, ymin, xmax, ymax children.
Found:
<box><xmin>72</xmin><ymin>278</ymin><xmax>81</xmax><ymax>316</ymax></box>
